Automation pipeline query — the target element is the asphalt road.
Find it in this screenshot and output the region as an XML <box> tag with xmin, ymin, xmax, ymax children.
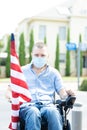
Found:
<box><xmin>0</xmin><ymin>81</ymin><xmax>87</xmax><ymax>130</ymax></box>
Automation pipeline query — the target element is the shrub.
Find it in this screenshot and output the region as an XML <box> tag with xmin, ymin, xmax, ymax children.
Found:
<box><xmin>79</xmin><ymin>79</ymin><xmax>87</xmax><ymax>91</ymax></box>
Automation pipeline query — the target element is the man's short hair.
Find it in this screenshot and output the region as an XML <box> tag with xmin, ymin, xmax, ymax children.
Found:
<box><xmin>32</xmin><ymin>42</ymin><xmax>47</xmax><ymax>52</ymax></box>
<box><xmin>34</xmin><ymin>42</ymin><xmax>47</xmax><ymax>48</ymax></box>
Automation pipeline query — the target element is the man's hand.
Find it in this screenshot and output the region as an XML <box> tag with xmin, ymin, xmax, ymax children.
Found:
<box><xmin>59</xmin><ymin>88</ymin><xmax>76</xmax><ymax>100</ymax></box>
<box><xmin>66</xmin><ymin>89</ymin><xmax>76</xmax><ymax>96</ymax></box>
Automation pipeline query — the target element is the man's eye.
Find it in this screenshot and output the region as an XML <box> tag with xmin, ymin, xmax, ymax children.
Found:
<box><xmin>34</xmin><ymin>54</ymin><xmax>46</xmax><ymax>57</ymax></box>
<box><xmin>41</xmin><ymin>54</ymin><xmax>46</xmax><ymax>57</ymax></box>
<box><xmin>34</xmin><ymin>54</ymin><xmax>39</xmax><ymax>57</ymax></box>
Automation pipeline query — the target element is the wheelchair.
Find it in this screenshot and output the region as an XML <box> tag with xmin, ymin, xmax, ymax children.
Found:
<box><xmin>55</xmin><ymin>95</ymin><xmax>76</xmax><ymax>130</ymax></box>
<box><xmin>18</xmin><ymin>95</ymin><xmax>76</xmax><ymax>130</ymax></box>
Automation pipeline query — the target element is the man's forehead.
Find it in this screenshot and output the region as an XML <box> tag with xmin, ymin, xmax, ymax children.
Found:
<box><xmin>33</xmin><ymin>46</ymin><xmax>47</xmax><ymax>52</ymax></box>
<box><xmin>32</xmin><ymin>47</ymin><xmax>48</xmax><ymax>55</ymax></box>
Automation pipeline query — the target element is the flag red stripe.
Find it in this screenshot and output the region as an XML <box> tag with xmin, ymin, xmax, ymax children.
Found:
<box><xmin>12</xmin><ymin>104</ymin><xmax>19</xmax><ymax>110</ymax></box>
<box><xmin>11</xmin><ymin>51</ymin><xmax>18</xmax><ymax>57</ymax></box>
<box><xmin>12</xmin><ymin>90</ymin><xmax>31</xmax><ymax>102</ymax></box>
<box><xmin>11</xmin><ymin>48</ymin><xmax>18</xmax><ymax>58</ymax></box>
<box><xmin>19</xmin><ymin>93</ymin><xmax>31</xmax><ymax>102</ymax></box>
<box><xmin>11</xmin><ymin>76</ymin><xmax>28</xmax><ymax>89</ymax></box>
<box><xmin>12</xmin><ymin>116</ymin><xmax>19</xmax><ymax>122</ymax></box>
<box><xmin>11</xmin><ymin>40</ymin><xmax>17</xmax><ymax>56</ymax></box>
<box><xmin>11</xmin><ymin>63</ymin><xmax>22</xmax><ymax>72</ymax></box>
<box><xmin>12</xmin><ymin>91</ymin><xmax>19</xmax><ymax>98</ymax></box>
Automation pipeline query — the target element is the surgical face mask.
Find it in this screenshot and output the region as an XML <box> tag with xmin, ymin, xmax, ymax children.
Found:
<box><xmin>32</xmin><ymin>56</ymin><xmax>47</xmax><ymax>68</ymax></box>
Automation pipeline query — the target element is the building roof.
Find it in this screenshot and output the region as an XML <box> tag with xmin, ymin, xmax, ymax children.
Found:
<box><xmin>18</xmin><ymin>0</ymin><xmax>87</xmax><ymax>26</ymax></box>
<box><xmin>35</xmin><ymin>6</ymin><xmax>71</xmax><ymax>19</ymax></box>
<box><xmin>31</xmin><ymin>0</ymin><xmax>87</xmax><ymax>20</ymax></box>
<box><xmin>68</xmin><ymin>0</ymin><xmax>87</xmax><ymax>16</ymax></box>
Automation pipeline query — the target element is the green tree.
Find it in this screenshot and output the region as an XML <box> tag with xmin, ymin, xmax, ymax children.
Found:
<box><xmin>0</xmin><ymin>40</ymin><xmax>4</xmax><ymax>49</ymax></box>
<box><xmin>19</xmin><ymin>33</ymin><xmax>26</xmax><ymax>66</ymax></box>
<box><xmin>55</xmin><ymin>34</ymin><xmax>60</xmax><ymax>70</ymax></box>
<box><xmin>6</xmin><ymin>36</ymin><xmax>10</xmax><ymax>77</ymax></box>
<box><xmin>44</xmin><ymin>36</ymin><xmax>47</xmax><ymax>44</ymax></box>
<box><xmin>65</xmin><ymin>28</ymin><xmax>70</xmax><ymax>76</ymax></box>
<box><xmin>29</xmin><ymin>29</ymin><xmax>34</xmax><ymax>62</ymax></box>
<box><xmin>79</xmin><ymin>34</ymin><xmax>83</xmax><ymax>76</ymax></box>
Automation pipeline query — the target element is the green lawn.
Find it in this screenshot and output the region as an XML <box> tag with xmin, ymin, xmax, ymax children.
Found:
<box><xmin>0</xmin><ymin>78</ymin><xmax>10</xmax><ymax>82</ymax></box>
<box><xmin>0</xmin><ymin>76</ymin><xmax>87</xmax><ymax>82</ymax></box>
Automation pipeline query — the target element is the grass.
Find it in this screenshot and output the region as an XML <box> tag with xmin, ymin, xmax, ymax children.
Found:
<box><xmin>63</xmin><ymin>76</ymin><xmax>87</xmax><ymax>82</ymax></box>
<box><xmin>0</xmin><ymin>76</ymin><xmax>87</xmax><ymax>83</ymax></box>
<box><xmin>63</xmin><ymin>76</ymin><xmax>77</xmax><ymax>81</ymax></box>
<box><xmin>0</xmin><ymin>78</ymin><xmax>10</xmax><ymax>82</ymax></box>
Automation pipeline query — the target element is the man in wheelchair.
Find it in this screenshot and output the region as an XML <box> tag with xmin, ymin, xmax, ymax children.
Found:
<box><xmin>6</xmin><ymin>42</ymin><xmax>75</xmax><ymax>130</ymax></box>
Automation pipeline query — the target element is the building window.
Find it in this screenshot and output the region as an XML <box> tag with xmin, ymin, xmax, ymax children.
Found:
<box><xmin>83</xmin><ymin>56</ymin><xmax>87</xmax><ymax>68</ymax></box>
<box><xmin>59</xmin><ymin>26</ymin><xmax>66</xmax><ymax>40</ymax></box>
<box><xmin>59</xmin><ymin>53</ymin><xmax>66</xmax><ymax>63</ymax></box>
<box><xmin>39</xmin><ymin>25</ymin><xmax>46</xmax><ymax>40</ymax></box>
<box><xmin>0</xmin><ymin>58</ymin><xmax>6</xmax><ymax>66</ymax></box>
<box><xmin>84</xmin><ymin>27</ymin><xmax>87</xmax><ymax>40</ymax></box>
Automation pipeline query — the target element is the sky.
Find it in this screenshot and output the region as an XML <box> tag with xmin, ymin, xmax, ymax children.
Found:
<box><xmin>0</xmin><ymin>0</ymin><xmax>67</xmax><ymax>39</ymax></box>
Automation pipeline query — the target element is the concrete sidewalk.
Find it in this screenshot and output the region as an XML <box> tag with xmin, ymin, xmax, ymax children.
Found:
<box><xmin>0</xmin><ymin>82</ymin><xmax>87</xmax><ymax>130</ymax></box>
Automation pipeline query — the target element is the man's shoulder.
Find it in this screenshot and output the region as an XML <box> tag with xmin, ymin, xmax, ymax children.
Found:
<box><xmin>48</xmin><ymin>66</ymin><xmax>62</xmax><ymax>79</ymax></box>
<box><xmin>22</xmin><ymin>63</ymin><xmax>31</xmax><ymax>71</ymax></box>
<box><xmin>48</xmin><ymin>66</ymin><xmax>60</xmax><ymax>75</ymax></box>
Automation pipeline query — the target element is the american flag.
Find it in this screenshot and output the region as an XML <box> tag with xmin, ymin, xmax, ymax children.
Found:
<box><xmin>9</xmin><ymin>33</ymin><xmax>31</xmax><ymax>130</ymax></box>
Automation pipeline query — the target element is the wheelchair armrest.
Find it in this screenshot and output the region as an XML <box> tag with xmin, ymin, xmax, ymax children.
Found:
<box><xmin>56</xmin><ymin>95</ymin><xmax>76</xmax><ymax>109</ymax></box>
<box><xmin>56</xmin><ymin>99</ymin><xmax>66</xmax><ymax>107</ymax></box>
<box><xmin>66</xmin><ymin>95</ymin><xmax>76</xmax><ymax>109</ymax></box>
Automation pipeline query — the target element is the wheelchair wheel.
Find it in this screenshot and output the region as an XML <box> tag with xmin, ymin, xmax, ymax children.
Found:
<box><xmin>63</xmin><ymin>120</ymin><xmax>71</xmax><ymax>130</ymax></box>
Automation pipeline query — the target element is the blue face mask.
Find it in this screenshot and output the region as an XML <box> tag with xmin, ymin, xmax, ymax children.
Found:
<box><xmin>32</xmin><ymin>56</ymin><xmax>47</xmax><ymax>68</ymax></box>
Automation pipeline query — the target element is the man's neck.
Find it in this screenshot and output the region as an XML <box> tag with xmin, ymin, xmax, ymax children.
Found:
<box><xmin>32</xmin><ymin>64</ymin><xmax>47</xmax><ymax>74</ymax></box>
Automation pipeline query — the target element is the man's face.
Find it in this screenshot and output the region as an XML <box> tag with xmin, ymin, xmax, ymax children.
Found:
<box><xmin>32</xmin><ymin>47</ymin><xmax>49</xmax><ymax>68</ymax></box>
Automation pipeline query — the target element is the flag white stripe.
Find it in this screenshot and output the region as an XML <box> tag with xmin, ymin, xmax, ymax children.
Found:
<box><xmin>11</xmin><ymin>110</ymin><xmax>19</xmax><ymax>117</ymax></box>
<box><xmin>12</xmin><ymin>122</ymin><xmax>18</xmax><ymax>129</ymax></box>
<box><xmin>11</xmin><ymin>69</ymin><xmax>26</xmax><ymax>81</ymax></box>
<box><xmin>12</xmin><ymin>97</ymin><xmax>29</xmax><ymax>104</ymax></box>
<box><xmin>12</xmin><ymin>97</ymin><xmax>19</xmax><ymax>104</ymax></box>
<box><xmin>11</xmin><ymin>83</ymin><xmax>31</xmax><ymax>99</ymax></box>
<box><xmin>11</xmin><ymin>55</ymin><xmax>19</xmax><ymax>65</ymax></box>
<box><xmin>19</xmin><ymin>96</ymin><xmax>28</xmax><ymax>102</ymax></box>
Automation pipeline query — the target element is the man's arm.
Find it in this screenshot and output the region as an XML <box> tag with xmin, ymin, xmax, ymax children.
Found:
<box><xmin>59</xmin><ymin>88</ymin><xmax>75</xmax><ymax>100</ymax></box>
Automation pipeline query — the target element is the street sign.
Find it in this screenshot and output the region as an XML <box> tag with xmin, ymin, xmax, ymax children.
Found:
<box><xmin>66</xmin><ymin>43</ymin><xmax>77</xmax><ymax>50</ymax></box>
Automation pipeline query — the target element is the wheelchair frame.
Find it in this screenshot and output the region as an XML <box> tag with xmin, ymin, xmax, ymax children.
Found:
<box><xmin>56</xmin><ymin>95</ymin><xmax>76</xmax><ymax>130</ymax></box>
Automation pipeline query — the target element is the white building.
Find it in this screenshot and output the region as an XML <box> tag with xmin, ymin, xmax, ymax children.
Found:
<box><xmin>13</xmin><ymin>0</ymin><xmax>87</xmax><ymax>76</ymax></box>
